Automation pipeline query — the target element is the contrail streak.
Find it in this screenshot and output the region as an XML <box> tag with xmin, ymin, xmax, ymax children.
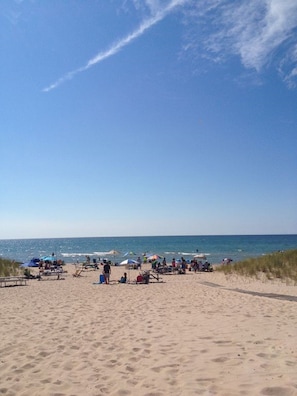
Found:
<box><xmin>43</xmin><ymin>0</ymin><xmax>187</xmax><ymax>92</ymax></box>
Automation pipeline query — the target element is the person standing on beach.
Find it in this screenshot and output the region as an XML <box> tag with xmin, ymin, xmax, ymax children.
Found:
<box><xmin>103</xmin><ymin>262</ymin><xmax>111</xmax><ymax>284</ymax></box>
<box><xmin>137</xmin><ymin>256</ymin><xmax>142</xmax><ymax>270</ymax></box>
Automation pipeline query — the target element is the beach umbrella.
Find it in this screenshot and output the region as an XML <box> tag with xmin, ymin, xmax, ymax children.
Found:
<box><xmin>40</xmin><ymin>256</ymin><xmax>54</xmax><ymax>262</ymax></box>
<box><xmin>124</xmin><ymin>251</ymin><xmax>136</xmax><ymax>256</ymax></box>
<box><xmin>147</xmin><ymin>254</ymin><xmax>162</xmax><ymax>261</ymax></box>
<box><xmin>119</xmin><ymin>259</ymin><xmax>137</xmax><ymax>266</ymax></box>
<box><xmin>107</xmin><ymin>249</ymin><xmax>120</xmax><ymax>262</ymax></box>
<box><xmin>193</xmin><ymin>254</ymin><xmax>207</xmax><ymax>260</ymax></box>
<box><xmin>222</xmin><ymin>258</ymin><xmax>233</xmax><ymax>264</ymax></box>
<box><xmin>107</xmin><ymin>250</ymin><xmax>120</xmax><ymax>255</ymax></box>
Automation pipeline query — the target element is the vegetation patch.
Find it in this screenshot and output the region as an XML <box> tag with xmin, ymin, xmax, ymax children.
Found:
<box><xmin>0</xmin><ymin>258</ymin><xmax>23</xmax><ymax>277</ymax></box>
<box><xmin>215</xmin><ymin>249</ymin><xmax>297</xmax><ymax>284</ymax></box>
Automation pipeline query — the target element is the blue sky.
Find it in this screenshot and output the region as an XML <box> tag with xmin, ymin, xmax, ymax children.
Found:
<box><xmin>1</xmin><ymin>0</ymin><xmax>297</xmax><ymax>239</ymax></box>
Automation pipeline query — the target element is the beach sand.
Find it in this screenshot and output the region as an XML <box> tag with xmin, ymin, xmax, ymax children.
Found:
<box><xmin>1</xmin><ymin>264</ymin><xmax>297</xmax><ymax>396</ymax></box>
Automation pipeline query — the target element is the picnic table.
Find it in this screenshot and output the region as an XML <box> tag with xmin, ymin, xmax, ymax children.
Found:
<box><xmin>38</xmin><ymin>270</ymin><xmax>65</xmax><ymax>280</ymax></box>
<box><xmin>0</xmin><ymin>276</ymin><xmax>27</xmax><ymax>288</ymax></box>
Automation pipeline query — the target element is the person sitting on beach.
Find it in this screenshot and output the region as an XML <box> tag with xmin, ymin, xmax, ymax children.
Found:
<box><xmin>142</xmin><ymin>271</ymin><xmax>150</xmax><ymax>284</ymax></box>
<box><xmin>193</xmin><ymin>260</ymin><xmax>198</xmax><ymax>273</ymax></box>
<box><xmin>136</xmin><ymin>271</ymin><xmax>150</xmax><ymax>284</ymax></box>
<box><xmin>24</xmin><ymin>268</ymin><xmax>40</xmax><ymax>279</ymax></box>
<box><xmin>136</xmin><ymin>274</ymin><xmax>143</xmax><ymax>283</ymax></box>
<box><xmin>119</xmin><ymin>272</ymin><xmax>127</xmax><ymax>283</ymax></box>
<box><xmin>24</xmin><ymin>268</ymin><xmax>34</xmax><ymax>279</ymax></box>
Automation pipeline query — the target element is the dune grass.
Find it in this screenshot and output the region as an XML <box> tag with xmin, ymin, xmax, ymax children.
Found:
<box><xmin>0</xmin><ymin>258</ymin><xmax>23</xmax><ymax>277</ymax></box>
<box><xmin>215</xmin><ymin>249</ymin><xmax>297</xmax><ymax>284</ymax></box>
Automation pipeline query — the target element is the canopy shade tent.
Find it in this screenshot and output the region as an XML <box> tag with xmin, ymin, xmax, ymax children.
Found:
<box><xmin>21</xmin><ymin>258</ymin><xmax>40</xmax><ymax>267</ymax></box>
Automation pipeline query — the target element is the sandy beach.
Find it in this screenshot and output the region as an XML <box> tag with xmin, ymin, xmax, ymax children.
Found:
<box><xmin>1</xmin><ymin>264</ymin><xmax>297</xmax><ymax>396</ymax></box>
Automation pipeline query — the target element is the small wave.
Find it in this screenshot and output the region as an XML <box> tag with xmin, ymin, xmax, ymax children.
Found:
<box><xmin>61</xmin><ymin>252</ymin><xmax>98</xmax><ymax>257</ymax></box>
<box><xmin>178</xmin><ymin>252</ymin><xmax>210</xmax><ymax>256</ymax></box>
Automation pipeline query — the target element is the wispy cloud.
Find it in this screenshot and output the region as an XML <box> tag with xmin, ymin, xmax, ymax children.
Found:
<box><xmin>43</xmin><ymin>0</ymin><xmax>188</xmax><ymax>92</ymax></box>
<box><xmin>183</xmin><ymin>0</ymin><xmax>297</xmax><ymax>87</ymax></box>
<box><xmin>43</xmin><ymin>0</ymin><xmax>297</xmax><ymax>91</ymax></box>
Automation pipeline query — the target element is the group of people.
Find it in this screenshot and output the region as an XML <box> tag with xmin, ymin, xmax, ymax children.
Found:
<box><xmin>191</xmin><ymin>260</ymin><xmax>213</xmax><ymax>272</ymax></box>
<box><xmin>99</xmin><ymin>253</ymin><xmax>214</xmax><ymax>284</ymax></box>
<box><xmin>151</xmin><ymin>256</ymin><xmax>213</xmax><ymax>273</ymax></box>
<box><xmin>152</xmin><ymin>256</ymin><xmax>188</xmax><ymax>274</ymax></box>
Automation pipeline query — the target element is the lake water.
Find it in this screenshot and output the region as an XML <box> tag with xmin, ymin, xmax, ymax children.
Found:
<box><xmin>1</xmin><ymin>234</ymin><xmax>296</xmax><ymax>264</ymax></box>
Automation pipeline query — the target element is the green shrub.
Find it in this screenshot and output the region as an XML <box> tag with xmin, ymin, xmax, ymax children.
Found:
<box><xmin>0</xmin><ymin>258</ymin><xmax>22</xmax><ymax>277</ymax></box>
<box><xmin>216</xmin><ymin>249</ymin><xmax>297</xmax><ymax>283</ymax></box>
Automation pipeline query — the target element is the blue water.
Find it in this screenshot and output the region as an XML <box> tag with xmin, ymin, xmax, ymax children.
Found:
<box><xmin>0</xmin><ymin>235</ymin><xmax>296</xmax><ymax>264</ymax></box>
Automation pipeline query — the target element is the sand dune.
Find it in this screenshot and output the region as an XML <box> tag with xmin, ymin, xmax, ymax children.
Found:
<box><xmin>1</xmin><ymin>264</ymin><xmax>297</xmax><ymax>395</ymax></box>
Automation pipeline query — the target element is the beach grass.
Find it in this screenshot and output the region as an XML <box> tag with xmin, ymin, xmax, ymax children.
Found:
<box><xmin>215</xmin><ymin>249</ymin><xmax>297</xmax><ymax>284</ymax></box>
<box><xmin>0</xmin><ymin>258</ymin><xmax>22</xmax><ymax>277</ymax></box>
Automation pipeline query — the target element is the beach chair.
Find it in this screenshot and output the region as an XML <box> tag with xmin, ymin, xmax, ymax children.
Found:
<box><xmin>149</xmin><ymin>271</ymin><xmax>163</xmax><ymax>283</ymax></box>
<box><xmin>73</xmin><ymin>267</ymin><xmax>83</xmax><ymax>277</ymax></box>
<box><xmin>202</xmin><ymin>262</ymin><xmax>213</xmax><ymax>272</ymax></box>
<box><xmin>136</xmin><ymin>271</ymin><xmax>150</xmax><ymax>284</ymax></box>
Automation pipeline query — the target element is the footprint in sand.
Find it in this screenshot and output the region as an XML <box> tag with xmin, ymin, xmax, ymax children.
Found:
<box><xmin>115</xmin><ymin>390</ymin><xmax>131</xmax><ymax>395</ymax></box>
<box><xmin>40</xmin><ymin>378</ymin><xmax>51</xmax><ymax>384</ymax></box>
<box><xmin>69</xmin><ymin>345</ymin><xmax>80</xmax><ymax>350</ymax></box>
<box><xmin>257</xmin><ymin>353</ymin><xmax>278</xmax><ymax>359</ymax></box>
<box><xmin>286</xmin><ymin>360</ymin><xmax>296</xmax><ymax>367</ymax></box>
<box><xmin>211</xmin><ymin>356</ymin><xmax>229</xmax><ymax>363</ymax></box>
<box><xmin>213</xmin><ymin>340</ymin><xmax>232</xmax><ymax>345</ymax></box>
<box><xmin>125</xmin><ymin>365</ymin><xmax>135</xmax><ymax>372</ymax></box>
<box><xmin>260</xmin><ymin>386</ymin><xmax>296</xmax><ymax>395</ymax></box>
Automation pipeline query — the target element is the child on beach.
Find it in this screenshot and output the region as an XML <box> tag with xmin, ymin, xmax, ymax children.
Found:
<box><xmin>119</xmin><ymin>272</ymin><xmax>127</xmax><ymax>283</ymax></box>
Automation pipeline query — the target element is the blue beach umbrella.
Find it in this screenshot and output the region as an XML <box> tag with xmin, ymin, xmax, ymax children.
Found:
<box><xmin>40</xmin><ymin>256</ymin><xmax>54</xmax><ymax>262</ymax></box>
<box><xmin>119</xmin><ymin>259</ymin><xmax>137</xmax><ymax>266</ymax></box>
<box><xmin>147</xmin><ymin>254</ymin><xmax>162</xmax><ymax>260</ymax></box>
